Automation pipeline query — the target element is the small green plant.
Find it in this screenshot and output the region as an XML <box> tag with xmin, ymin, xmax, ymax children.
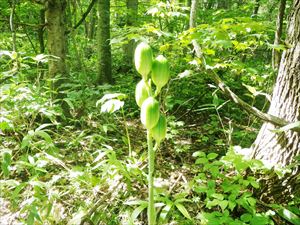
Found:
<box><xmin>134</xmin><ymin>41</ymin><xmax>170</xmax><ymax>225</ymax></box>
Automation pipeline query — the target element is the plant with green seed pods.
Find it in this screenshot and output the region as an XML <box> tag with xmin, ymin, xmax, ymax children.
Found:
<box><xmin>134</xmin><ymin>41</ymin><xmax>170</xmax><ymax>225</ymax></box>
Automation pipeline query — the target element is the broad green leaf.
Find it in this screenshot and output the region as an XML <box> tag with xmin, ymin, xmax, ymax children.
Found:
<box><xmin>175</xmin><ymin>203</ymin><xmax>191</xmax><ymax>220</ymax></box>
<box><xmin>159</xmin><ymin>203</ymin><xmax>173</xmax><ymax>221</ymax></box>
<box><xmin>63</xmin><ymin>98</ymin><xmax>75</xmax><ymax>110</ymax></box>
<box><xmin>1</xmin><ymin>150</ymin><xmax>12</xmax><ymax>176</ymax></box>
<box><xmin>0</xmin><ymin>119</ymin><xmax>14</xmax><ymax>131</ymax></box>
<box><xmin>207</xmin><ymin>153</ymin><xmax>218</xmax><ymax>160</ymax></box>
<box><xmin>250</xmin><ymin>214</ymin><xmax>269</xmax><ymax>225</ymax></box>
<box><xmin>219</xmin><ymin>200</ymin><xmax>229</xmax><ymax>211</ymax></box>
<box><xmin>211</xmin><ymin>193</ymin><xmax>224</xmax><ymax>200</ymax></box>
<box><xmin>131</xmin><ymin>204</ymin><xmax>148</xmax><ymax>220</ymax></box>
<box><xmin>21</xmin><ymin>131</ymin><xmax>34</xmax><ymax>148</ymax></box>
<box><xmin>35</xmin><ymin>130</ymin><xmax>53</xmax><ymax>144</ymax></box>
<box><xmin>241</xmin><ymin>213</ymin><xmax>252</xmax><ymax>222</ymax></box>
<box><xmin>192</xmin><ymin>151</ymin><xmax>206</xmax><ymax>158</ymax></box>
<box><xmin>195</xmin><ymin>157</ymin><xmax>208</xmax><ymax>164</ymax></box>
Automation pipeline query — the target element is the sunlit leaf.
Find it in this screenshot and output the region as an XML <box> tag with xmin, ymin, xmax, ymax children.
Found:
<box><xmin>175</xmin><ymin>203</ymin><xmax>191</xmax><ymax>220</ymax></box>
<box><xmin>100</xmin><ymin>99</ymin><xmax>124</xmax><ymax>113</ymax></box>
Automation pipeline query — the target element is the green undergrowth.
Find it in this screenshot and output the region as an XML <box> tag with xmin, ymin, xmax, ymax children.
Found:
<box><xmin>1</xmin><ymin>63</ymin><xmax>299</xmax><ymax>224</ymax></box>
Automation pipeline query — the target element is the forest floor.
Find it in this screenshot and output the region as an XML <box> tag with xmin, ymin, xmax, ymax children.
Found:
<box><xmin>0</xmin><ymin>198</ymin><xmax>22</xmax><ymax>225</ymax></box>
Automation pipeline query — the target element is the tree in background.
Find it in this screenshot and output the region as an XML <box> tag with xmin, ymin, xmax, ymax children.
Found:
<box><xmin>45</xmin><ymin>0</ymin><xmax>68</xmax><ymax>88</ymax></box>
<box><xmin>123</xmin><ymin>0</ymin><xmax>139</xmax><ymax>68</ymax></box>
<box><xmin>272</xmin><ymin>0</ymin><xmax>287</xmax><ymax>69</ymax></box>
<box><xmin>97</xmin><ymin>0</ymin><xmax>113</xmax><ymax>84</ymax></box>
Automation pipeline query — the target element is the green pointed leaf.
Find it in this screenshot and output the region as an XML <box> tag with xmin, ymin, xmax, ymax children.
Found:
<box><xmin>34</xmin><ymin>130</ymin><xmax>53</xmax><ymax>144</ymax></box>
<box><xmin>131</xmin><ymin>204</ymin><xmax>148</xmax><ymax>220</ymax></box>
<box><xmin>207</xmin><ymin>153</ymin><xmax>218</xmax><ymax>160</ymax></box>
<box><xmin>175</xmin><ymin>203</ymin><xmax>191</xmax><ymax>220</ymax></box>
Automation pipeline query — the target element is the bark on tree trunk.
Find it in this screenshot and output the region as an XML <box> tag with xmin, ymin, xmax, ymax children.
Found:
<box><xmin>272</xmin><ymin>0</ymin><xmax>286</xmax><ymax>69</ymax></box>
<box><xmin>45</xmin><ymin>0</ymin><xmax>67</xmax><ymax>86</ymax></box>
<box><xmin>189</xmin><ymin>0</ymin><xmax>198</xmax><ymax>28</ymax></box>
<box><xmin>38</xmin><ymin>8</ymin><xmax>45</xmax><ymax>53</ymax></box>
<box><xmin>251</xmin><ymin>0</ymin><xmax>300</xmax><ymax>169</ymax></box>
<box><xmin>88</xmin><ymin>8</ymin><xmax>96</xmax><ymax>39</ymax></box>
<box><xmin>97</xmin><ymin>0</ymin><xmax>113</xmax><ymax>84</ymax></box>
<box><xmin>9</xmin><ymin>0</ymin><xmax>17</xmax><ymax>52</ymax></box>
<box><xmin>126</xmin><ymin>0</ymin><xmax>138</xmax><ymax>26</ymax></box>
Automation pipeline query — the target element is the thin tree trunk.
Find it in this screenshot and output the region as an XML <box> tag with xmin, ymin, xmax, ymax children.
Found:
<box><xmin>251</xmin><ymin>0</ymin><xmax>300</xmax><ymax>169</ymax></box>
<box><xmin>9</xmin><ymin>0</ymin><xmax>17</xmax><ymax>52</ymax></box>
<box><xmin>126</xmin><ymin>0</ymin><xmax>138</xmax><ymax>26</ymax></box>
<box><xmin>123</xmin><ymin>0</ymin><xmax>138</xmax><ymax>67</ymax></box>
<box><xmin>88</xmin><ymin>8</ymin><xmax>96</xmax><ymax>39</ymax></box>
<box><xmin>272</xmin><ymin>0</ymin><xmax>286</xmax><ymax>69</ymax></box>
<box><xmin>189</xmin><ymin>0</ymin><xmax>198</xmax><ymax>28</ymax></box>
<box><xmin>97</xmin><ymin>0</ymin><xmax>113</xmax><ymax>84</ymax></box>
<box><xmin>38</xmin><ymin>8</ymin><xmax>45</xmax><ymax>53</ymax></box>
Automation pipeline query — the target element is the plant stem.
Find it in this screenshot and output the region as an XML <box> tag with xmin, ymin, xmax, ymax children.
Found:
<box><xmin>121</xmin><ymin>107</ymin><xmax>132</xmax><ymax>157</ymax></box>
<box><xmin>147</xmin><ymin>130</ymin><xmax>156</xmax><ymax>225</ymax></box>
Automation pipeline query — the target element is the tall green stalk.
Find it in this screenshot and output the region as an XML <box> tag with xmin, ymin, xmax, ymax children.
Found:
<box><xmin>147</xmin><ymin>130</ymin><xmax>156</xmax><ymax>224</ymax></box>
<box><xmin>134</xmin><ymin>42</ymin><xmax>169</xmax><ymax>224</ymax></box>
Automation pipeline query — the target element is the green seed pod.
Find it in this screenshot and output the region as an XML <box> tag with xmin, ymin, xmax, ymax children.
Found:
<box><xmin>134</xmin><ymin>42</ymin><xmax>153</xmax><ymax>80</ymax></box>
<box><xmin>151</xmin><ymin>55</ymin><xmax>170</xmax><ymax>89</ymax></box>
<box><xmin>151</xmin><ymin>115</ymin><xmax>167</xmax><ymax>143</ymax></box>
<box><xmin>135</xmin><ymin>80</ymin><xmax>149</xmax><ymax>107</ymax></box>
<box><xmin>141</xmin><ymin>97</ymin><xmax>160</xmax><ymax>129</ymax></box>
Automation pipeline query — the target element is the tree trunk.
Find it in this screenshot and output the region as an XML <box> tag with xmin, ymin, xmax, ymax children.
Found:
<box><xmin>88</xmin><ymin>8</ymin><xmax>96</xmax><ymax>39</ymax></box>
<box><xmin>251</xmin><ymin>0</ymin><xmax>300</xmax><ymax>169</ymax></box>
<box><xmin>272</xmin><ymin>0</ymin><xmax>286</xmax><ymax>69</ymax></box>
<box><xmin>189</xmin><ymin>0</ymin><xmax>198</xmax><ymax>28</ymax></box>
<box><xmin>38</xmin><ymin>8</ymin><xmax>45</xmax><ymax>53</ymax></box>
<box><xmin>45</xmin><ymin>0</ymin><xmax>67</xmax><ymax>86</ymax></box>
<box><xmin>123</xmin><ymin>0</ymin><xmax>138</xmax><ymax>67</ymax></box>
<box><xmin>126</xmin><ymin>0</ymin><xmax>138</xmax><ymax>26</ymax></box>
<box><xmin>97</xmin><ymin>0</ymin><xmax>113</xmax><ymax>84</ymax></box>
<box><xmin>9</xmin><ymin>0</ymin><xmax>17</xmax><ymax>52</ymax></box>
